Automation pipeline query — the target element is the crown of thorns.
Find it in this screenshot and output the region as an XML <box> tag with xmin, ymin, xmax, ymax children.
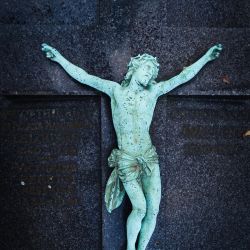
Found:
<box><xmin>121</xmin><ymin>54</ymin><xmax>160</xmax><ymax>87</ymax></box>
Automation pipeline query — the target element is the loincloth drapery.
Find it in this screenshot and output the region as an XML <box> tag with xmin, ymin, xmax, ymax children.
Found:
<box><xmin>105</xmin><ymin>145</ymin><xmax>159</xmax><ymax>213</ymax></box>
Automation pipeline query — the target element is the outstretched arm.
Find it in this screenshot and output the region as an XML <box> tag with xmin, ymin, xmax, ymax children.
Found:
<box><xmin>154</xmin><ymin>44</ymin><xmax>223</xmax><ymax>97</ymax></box>
<box><xmin>41</xmin><ymin>43</ymin><xmax>118</xmax><ymax>97</ymax></box>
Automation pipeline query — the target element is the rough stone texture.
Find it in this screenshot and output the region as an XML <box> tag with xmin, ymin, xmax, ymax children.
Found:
<box><xmin>0</xmin><ymin>0</ymin><xmax>249</xmax><ymax>95</ymax></box>
<box><xmin>1</xmin><ymin>0</ymin><xmax>249</xmax><ymax>27</ymax></box>
<box><xmin>0</xmin><ymin>0</ymin><xmax>97</xmax><ymax>25</ymax></box>
<box><xmin>0</xmin><ymin>25</ymin><xmax>100</xmax><ymax>95</ymax></box>
<box><xmin>0</xmin><ymin>0</ymin><xmax>250</xmax><ymax>249</ymax></box>
<box><xmin>0</xmin><ymin>25</ymin><xmax>249</xmax><ymax>95</ymax></box>
<box><xmin>149</xmin><ymin>96</ymin><xmax>250</xmax><ymax>249</ymax></box>
<box><xmin>130</xmin><ymin>0</ymin><xmax>250</xmax><ymax>28</ymax></box>
<box><xmin>0</xmin><ymin>96</ymin><xmax>101</xmax><ymax>250</ymax></box>
<box><xmin>132</xmin><ymin>27</ymin><xmax>249</xmax><ymax>96</ymax></box>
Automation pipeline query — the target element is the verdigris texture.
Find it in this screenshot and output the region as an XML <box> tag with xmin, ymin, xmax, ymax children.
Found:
<box><xmin>41</xmin><ymin>43</ymin><xmax>222</xmax><ymax>250</ymax></box>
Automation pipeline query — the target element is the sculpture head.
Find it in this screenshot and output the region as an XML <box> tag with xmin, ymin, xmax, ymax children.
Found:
<box><xmin>121</xmin><ymin>54</ymin><xmax>159</xmax><ymax>87</ymax></box>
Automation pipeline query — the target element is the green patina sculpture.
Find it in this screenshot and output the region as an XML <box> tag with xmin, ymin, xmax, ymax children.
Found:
<box><xmin>41</xmin><ymin>43</ymin><xmax>222</xmax><ymax>250</ymax></box>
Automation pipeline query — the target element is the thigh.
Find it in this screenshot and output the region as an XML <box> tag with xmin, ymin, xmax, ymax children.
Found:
<box><xmin>141</xmin><ymin>163</ymin><xmax>161</xmax><ymax>210</ymax></box>
<box><xmin>123</xmin><ymin>179</ymin><xmax>146</xmax><ymax>209</ymax></box>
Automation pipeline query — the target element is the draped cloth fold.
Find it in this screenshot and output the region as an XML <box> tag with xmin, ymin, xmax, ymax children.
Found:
<box><xmin>105</xmin><ymin>145</ymin><xmax>159</xmax><ymax>213</ymax></box>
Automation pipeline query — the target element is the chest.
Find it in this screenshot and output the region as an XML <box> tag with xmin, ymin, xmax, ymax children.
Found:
<box><xmin>112</xmin><ymin>87</ymin><xmax>156</xmax><ymax>114</ymax></box>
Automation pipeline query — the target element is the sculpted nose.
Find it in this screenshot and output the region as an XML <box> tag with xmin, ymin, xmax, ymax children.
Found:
<box><xmin>149</xmin><ymin>68</ymin><xmax>154</xmax><ymax>76</ymax></box>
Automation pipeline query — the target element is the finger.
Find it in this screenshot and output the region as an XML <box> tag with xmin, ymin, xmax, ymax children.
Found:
<box><xmin>217</xmin><ymin>45</ymin><xmax>223</xmax><ymax>51</ymax></box>
<box><xmin>41</xmin><ymin>44</ymin><xmax>49</xmax><ymax>50</ymax></box>
<box><xmin>216</xmin><ymin>43</ymin><xmax>222</xmax><ymax>48</ymax></box>
<box><xmin>42</xmin><ymin>44</ymin><xmax>52</xmax><ymax>51</ymax></box>
<box><xmin>214</xmin><ymin>48</ymin><xmax>222</xmax><ymax>53</ymax></box>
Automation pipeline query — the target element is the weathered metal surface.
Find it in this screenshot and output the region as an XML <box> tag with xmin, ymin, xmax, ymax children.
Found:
<box><xmin>0</xmin><ymin>96</ymin><xmax>101</xmax><ymax>250</ymax></box>
<box><xmin>101</xmin><ymin>97</ymin><xmax>128</xmax><ymax>250</ymax></box>
<box><xmin>40</xmin><ymin>43</ymin><xmax>223</xmax><ymax>249</ymax></box>
<box><xmin>101</xmin><ymin>95</ymin><xmax>250</xmax><ymax>250</ymax></box>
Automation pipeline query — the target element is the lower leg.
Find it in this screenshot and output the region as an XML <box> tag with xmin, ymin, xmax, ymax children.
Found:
<box><xmin>139</xmin><ymin>164</ymin><xmax>161</xmax><ymax>250</ymax></box>
<box><xmin>137</xmin><ymin>210</ymin><xmax>159</xmax><ymax>250</ymax></box>
<box><xmin>126</xmin><ymin>208</ymin><xmax>146</xmax><ymax>250</ymax></box>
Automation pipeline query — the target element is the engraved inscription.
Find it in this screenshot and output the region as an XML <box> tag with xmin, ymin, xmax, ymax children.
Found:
<box><xmin>1</xmin><ymin>98</ymin><xmax>100</xmax><ymax>207</ymax></box>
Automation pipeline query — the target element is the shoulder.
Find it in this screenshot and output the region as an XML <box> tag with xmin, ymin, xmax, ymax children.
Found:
<box><xmin>147</xmin><ymin>81</ymin><xmax>161</xmax><ymax>97</ymax></box>
<box><xmin>112</xmin><ymin>83</ymin><xmax>123</xmax><ymax>98</ymax></box>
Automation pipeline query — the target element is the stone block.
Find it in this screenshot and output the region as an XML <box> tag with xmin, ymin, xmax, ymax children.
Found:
<box><xmin>0</xmin><ymin>96</ymin><xmax>102</xmax><ymax>250</ymax></box>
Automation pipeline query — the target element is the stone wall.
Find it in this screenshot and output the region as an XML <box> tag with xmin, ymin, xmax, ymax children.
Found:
<box><xmin>0</xmin><ymin>1</ymin><xmax>249</xmax><ymax>249</ymax></box>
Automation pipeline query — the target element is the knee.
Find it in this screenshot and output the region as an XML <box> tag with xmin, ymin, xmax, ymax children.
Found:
<box><xmin>133</xmin><ymin>207</ymin><xmax>147</xmax><ymax>219</ymax></box>
<box><xmin>131</xmin><ymin>198</ymin><xmax>147</xmax><ymax>219</ymax></box>
<box><xmin>146</xmin><ymin>208</ymin><xmax>159</xmax><ymax>220</ymax></box>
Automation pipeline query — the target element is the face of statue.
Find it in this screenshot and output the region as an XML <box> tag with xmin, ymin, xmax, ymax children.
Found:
<box><xmin>133</xmin><ymin>61</ymin><xmax>157</xmax><ymax>87</ymax></box>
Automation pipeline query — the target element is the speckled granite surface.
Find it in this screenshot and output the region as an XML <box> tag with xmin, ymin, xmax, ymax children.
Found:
<box><xmin>0</xmin><ymin>0</ymin><xmax>249</xmax><ymax>95</ymax></box>
<box><xmin>0</xmin><ymin>96</ymin><xmax>102</xmax><ymax>250</ymax></box>
<box><xmin>0</xmin><ymin>1</ymin><xmax>249</xmax><ymax>249</ymax></box>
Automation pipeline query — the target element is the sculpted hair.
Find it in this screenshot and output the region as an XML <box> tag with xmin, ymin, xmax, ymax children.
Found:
<box><xmin>121</xmin><ymin>53</ymin><xmax>160</xmax><ymax>87</ymax></box>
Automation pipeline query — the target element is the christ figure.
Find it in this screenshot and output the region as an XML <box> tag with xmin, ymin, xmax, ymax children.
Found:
<box><xmin>41</xmin><ymin>43</ymin><xmax>222</xmax><ymax>250</ymax></box>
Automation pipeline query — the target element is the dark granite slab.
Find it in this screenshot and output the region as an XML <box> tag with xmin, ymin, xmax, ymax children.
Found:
<box><xmin>131</xmin><ymin>27</ymin><xmax>250</xmax><ymax>96</ymax></box>
<box><xmin>0</xmin><ymin>1</ymin><xmax>250</xmax><ymax>249</ymax></box>
<box><xmin>1</xmin><ymin>0</ymin><xmax>249</xmax><ymax>28</ymax></box>
<box><xmin>0</xmin><ymin>96</ymin><xmax>102</xmax><ymax>250</ymax></box>
<box><xmin>0</xmin><ymin>25</ymin><xmax>100</xmax><ymax>95</ymax></box>
<box><xmin>0</xmin><ymin>0</ymin><xmax>98</xmax><ymax>25</ymax></box>
<box><xmin>146</xmin><ymin>96</ymin><xmax>250</xmax><ymax>249</ymax></box>
<box><xmin>0</xmin><ymin>25</ymin><xmax>249</xmax><ymax>96</ymax></box>
<box><xmin>0</xmin><ymin>94</ymin><xmax>249</xmax><ymax>250</ymax></box>
<box><xmin>129</xmin><ymin>0</ymin><xmax>250</xmax><ymax>28</ymax></box>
